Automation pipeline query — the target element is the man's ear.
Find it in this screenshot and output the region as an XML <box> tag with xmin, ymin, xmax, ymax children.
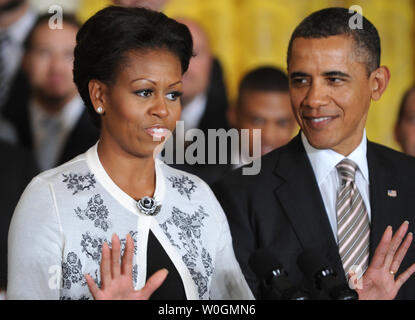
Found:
<box><xmin>88</xmin><ymin>80</ymin><xmax>108</xmax><ymax>113</ymax></box>
<box><xmin>370</xmin><ymin>66</ymin><xmax>390</xmax><ymax>101</ymax></box>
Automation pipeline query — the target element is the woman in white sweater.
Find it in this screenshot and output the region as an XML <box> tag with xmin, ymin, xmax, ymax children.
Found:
<box><xmin>7</xmin><ymin>6</ymin><xmax>253</xmax><ymax>300</ymax></box>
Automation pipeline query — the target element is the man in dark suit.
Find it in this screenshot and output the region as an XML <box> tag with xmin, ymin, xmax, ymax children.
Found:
<box><xmin>2</xmin><ymin>14</ymin><xmax>99</xmax><ymax>171</ymax></box>
<box><xmin>177</xmin><ymin>18</ymin><xmax>229</xmax><ymax>135</ymax></box>
<box><xmin>227</xmin><ymin>66</ymin><xmax>296</xmax><ymax>161</ymax></box>
<box><xmin>213</xmin><ymin>7</ymin><xmax>415</xmax><ymax>300</ymax></box>
<box><xmin>167</xmin><ymin>18</ymin><xmax>230</xmax><ymax>185</ymax></box>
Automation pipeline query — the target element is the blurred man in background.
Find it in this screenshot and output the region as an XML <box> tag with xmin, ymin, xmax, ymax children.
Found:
<box><xmin>228</xmin><ymin>66</ymin><xmax>296</xmax><ymax>166</ymax></box>
<box><xmin>3</xmin><ymin>14</ymin><xmax>99</xmax><ymax>171</ymax></box>
<box><xmin>395</xmin><ymin>86</ymin><xmax>415</xmax><ymax>157</ymax></box>
<box><xmin>177</xmin><ymin>17</ymin><xmax>229</xmax><ymax>134</ymax></box>
<box><xmin>166</xmin><ymin>17</ymin><xmax>230</xmax><ymax>184</ymax></box>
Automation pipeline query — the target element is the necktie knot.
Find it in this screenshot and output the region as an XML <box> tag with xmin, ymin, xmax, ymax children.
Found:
<box><xmin>336</xmin><ymin>158</ymin><xmax>357</xmax><ymax>183</ymax></box>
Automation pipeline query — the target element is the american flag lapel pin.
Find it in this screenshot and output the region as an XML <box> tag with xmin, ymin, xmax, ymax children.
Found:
<box><xmin>387</xmin><ymin>189</ymin><xmax>397</xmax><ymax>197</ymax></box>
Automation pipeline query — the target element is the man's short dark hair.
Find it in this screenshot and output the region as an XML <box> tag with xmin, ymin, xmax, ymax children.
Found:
<box><xmin>73</xmin><ymin>6</ymin><xmax>193</xmax><ymax>128</ymax></box>
<box><xmin>287</xmin><ymin>7</ymin><xmax>381</xmax><ymax>76</ymax></box>
<box><xmin>24</xmin><ymin>13</ymin><xmax>82</xmax><ymax>51</ymax></box>
<box><xmin>238</xmin><ymin>66</ymin><xmax>288</xmax><ymax>96</ymax></box>
<box><xmin>237</xmin><ymin>66</ymin><xmax>289</xmax><ymax>109</ymax></box>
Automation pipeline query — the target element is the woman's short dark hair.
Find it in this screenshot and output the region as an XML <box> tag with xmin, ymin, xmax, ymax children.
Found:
<box><xmin>73</xmin><ymin>6</ymin><xmax>193</xmax><ymax>128</ymax></box>
<box><xmin>287</xmin><ymin>7</ymin><xmax>380</xmax><ymax>77</ymax></box>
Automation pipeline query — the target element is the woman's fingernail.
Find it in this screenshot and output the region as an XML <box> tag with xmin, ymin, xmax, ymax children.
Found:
<box><xmin>404</xmin><ymin>220</ymin><xmax>409</xmax><ymax>225</ymax></box>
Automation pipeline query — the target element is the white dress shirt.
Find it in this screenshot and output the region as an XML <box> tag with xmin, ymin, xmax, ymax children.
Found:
<box><xmin>301</xmin><ymin>130</ymin><xmax>371</xmax><ymax>243</ymax></box>
<box><xmin>7</xmin><ymin>143</ymin><xmax>253</xmax><ymax>300</ymax></box>
<box><xmin>29</xmin><ymin>95</ymin><xmax>85</xmax><ymax>170</ymax></box>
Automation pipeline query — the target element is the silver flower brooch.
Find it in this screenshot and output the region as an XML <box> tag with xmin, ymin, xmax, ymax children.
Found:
<box><xmin>136</xmin><ymin>196</ymin><xmax>161</xmax><ymax>216</ymax></box>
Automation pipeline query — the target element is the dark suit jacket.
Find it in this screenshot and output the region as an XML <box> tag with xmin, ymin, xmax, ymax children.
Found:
<box><xmin>197</xmin><ymin>57</ymin><xmax>229</xmax><ymax>134</ymax></box>
<box><xmin>212</xmin><ymin>133</ymin><xmax>415</xmax><ymax>300</ymax></box>
<box><xmin>0</xmin><ymin>140</ymin><xmax>38</xmax><ymax>289</ymax></box>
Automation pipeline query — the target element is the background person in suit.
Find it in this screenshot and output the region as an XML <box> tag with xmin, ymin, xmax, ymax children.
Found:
<box><xmin>176</xmin><ymin>17</ymin><xmax>229</xmax><ymax>135</ymax></box>
<box><xmin>395</xmin><ymin>86</ymin><xmax>415</xmax><ymax>157</ymax></box>
<box><xmin>2</xmin><ymin>14</ymin><xmax>99</xmax><ymax>171</ymax></box>
<box><xmin>227</xmin><ymin>66</ymin><xmax>296</xmax><ymax>166</ymax></box>
<box><xmin>167</xmin><ymin>17</ymin><xmax>230</xmax><ymax>184</ymax></box>
<box><xmin>213</xmin><ymin>7</ymin><xmax>415</xmax><ymax>300</ymax></box>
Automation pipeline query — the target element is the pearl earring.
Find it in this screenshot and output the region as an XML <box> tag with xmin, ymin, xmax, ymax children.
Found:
<box><xmin>96</xmin><ymin>106</ymin><xmax>104</xmax><ymax>114</ymax></box>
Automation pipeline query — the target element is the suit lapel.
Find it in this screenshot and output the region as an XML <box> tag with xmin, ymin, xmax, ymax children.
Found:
<box><xmin>367</xmin><ymin>142</ymin><xmax>400</xmax><ymax>259</ymax></box>
<box><xmin>273</xmin><ymin>134</ymin><xmax>345</xmax><ymax>279</ymax></box>
<box><xmin>58</xmin><ymin>109</ymin><xmax>99</xmax><ymax>164</ymax></box>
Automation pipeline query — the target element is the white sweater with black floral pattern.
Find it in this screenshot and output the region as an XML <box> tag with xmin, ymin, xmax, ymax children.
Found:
<box><xmin>7</xmin><ymin>143</ymin><xmax>254</xmax><ymax>300</ymax></box>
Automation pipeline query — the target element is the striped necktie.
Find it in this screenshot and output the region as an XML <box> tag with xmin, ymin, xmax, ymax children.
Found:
<box><xmin>336</xmin><ymin>158</ymin><xmax>370</xmax><ymax>278</ymax></box>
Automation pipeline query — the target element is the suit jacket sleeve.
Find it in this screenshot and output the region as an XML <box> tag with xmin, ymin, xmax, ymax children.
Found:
<box><xmin>200</xmin><ymin>181</ymin><xmax>254</xmax><ymax>299</ymax></box>
<box><xmin>212</xmin><ymin>177</ymin><xmax>261</xmax><ymax>298</ymax></box>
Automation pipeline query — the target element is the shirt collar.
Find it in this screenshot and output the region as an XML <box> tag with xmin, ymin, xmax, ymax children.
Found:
<box><xmin>301</xmin><ymin>129</ymin><xmax>369</xmax><ymax>185</ymax></box>
<box><xmin>31</xmin><ymin>94</ymin><xmax>84</xmax><ymax>130</ymax></box>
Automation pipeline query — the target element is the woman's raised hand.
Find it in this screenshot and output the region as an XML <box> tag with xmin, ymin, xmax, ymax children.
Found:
<box><xmin>85</xmin><ymin>233</ymin><xmax>168</xmax><ymax>300</ymax></box>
